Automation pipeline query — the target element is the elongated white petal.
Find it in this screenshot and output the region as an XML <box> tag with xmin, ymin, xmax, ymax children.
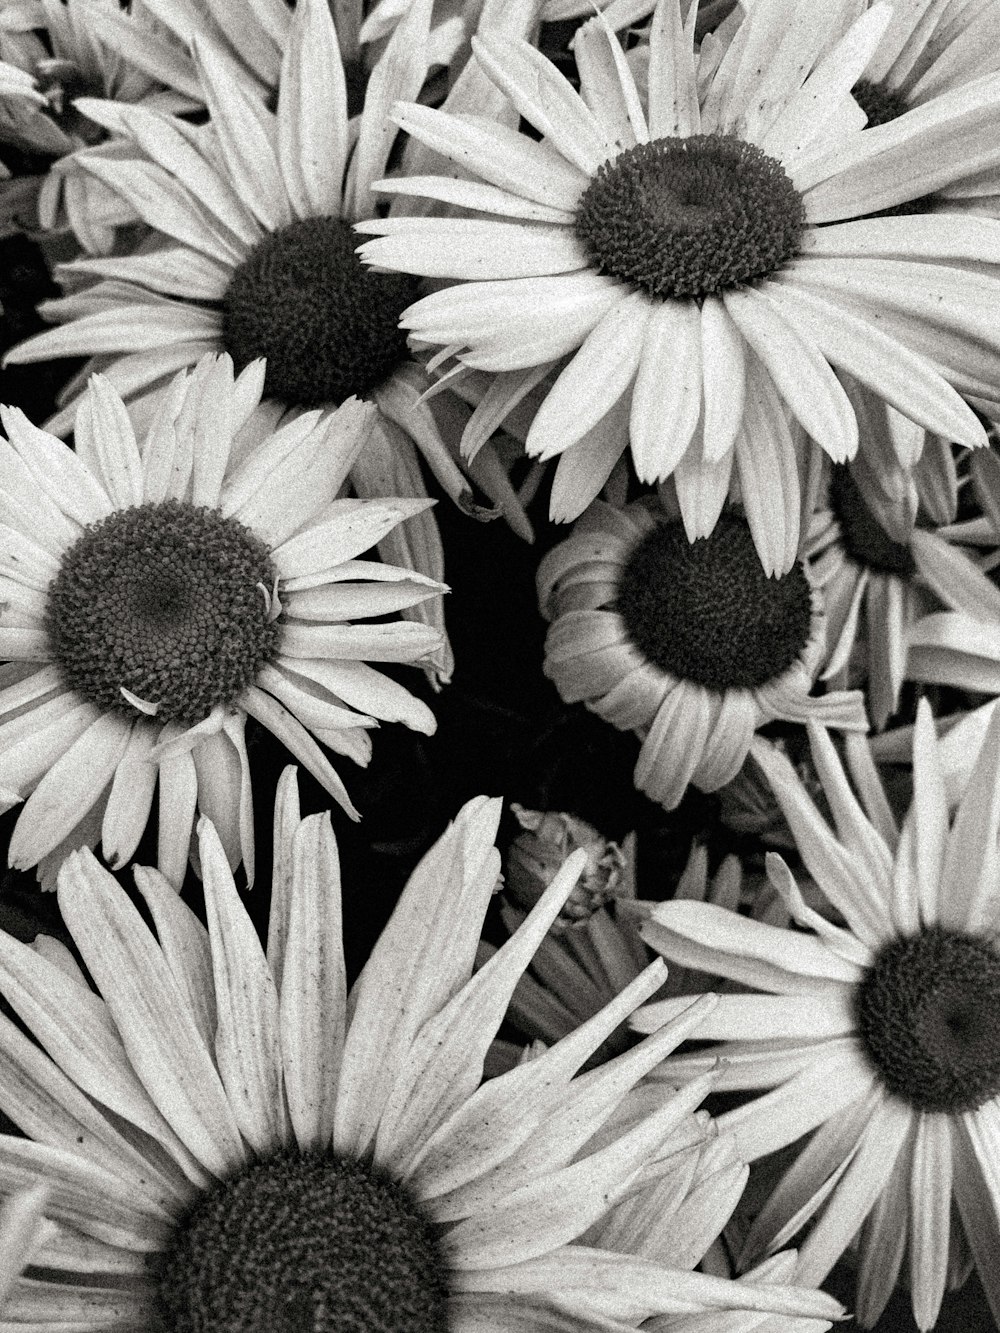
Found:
<box><xmin>276</xmin><ymin>0</ymin><xmax>347</xmax><ymax>220</ymax></box>
<box><xmin>200</xmin><ymin>819</ymin><xmax>287</xmax><ymax>1155</ymax></box>
<box><xmin>357</xmin><ymin>217</ymin><xmax>587</xmax><ymax>280</ymax></box>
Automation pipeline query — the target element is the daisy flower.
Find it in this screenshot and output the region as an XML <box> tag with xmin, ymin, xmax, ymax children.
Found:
<box><xmin>538</xmin><ymin>500</ymin><xmax>867</xmax><ymax>812</ymax></box>
<box><xmin>633</xmin><ymin>705</ymin><xmax>1000</xmax><ymax>1329</ymax></box>
<box><xmin>4</xmin><ymin>0</ymin><xmax>526</xmax><ymax>684</ymax></box>
<box><xmin>0</xmin><ymin>0</ymin><xmax>200</xmax><ymax>250</ymax></box>
<box><xmin>0</xmin><ymin>352</ymin><xmax>443</xmax><ymax>884</ymax></box>
<box><xmin>808</xmin><ymin>421</ymin><xmax>1000</xmax><ymax>729</ymax></box>
<box><xmin>0</xmin><ymin>774</ymin><xmax>845</xmax><ymax>1333</ymax></box>
<box><xmin>356</xmin><ymin>0</ymin><xmax>1000</xmax><ymax>567</ymax></box>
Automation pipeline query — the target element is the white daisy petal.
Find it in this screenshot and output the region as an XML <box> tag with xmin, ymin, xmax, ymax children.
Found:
<box><xmin>276</xmin><ymin>0</ymin><xmax>347</xmax><ymax>220</ymax></box>
<box><xmin>526</xmin><ymin>293</ymin><xmax>649</xmax><ymax>460</ymax></box>
<box><xmin>3</xmin><ymin>299</ymin><xmax>222</xmax><ymax>365</ymax></box>
<box><xmin>629</xmin><ymin>298</ymin><xmax>702</xmax><ymax>484</ymax></box>
<box><xmin>574</xmin><ymin>15</ymin><xmax>647</xmax><ymax>149</ymax></box>
<box><xmin>799</xmin><ymin>72</ymin><xmax>1000</xmax><ymax>221</ymax></box>
<box><xmin>374</xmin><ymin>174</ymin><xmax>575</xmax><ymax>224</ymax></box>
<box><xmin>717</xmin><ymin>1043</ymin><xmax>874</xmax><ymax>1164</ymax></box>
<box><xmin>357</xmin><ymin>218</ymin><xmax>588</xmax><ymax>281</ymax></box>
<box><xmin>272</xmin><ymin>498</ymin><xmax>434</xmax><ymax>579</ymax></box>
<box><xmin>734</xmin><ymin>362</ymin><xmax>801</xmax><ymax>577</ymax></box>
<box><xmin>156</xmin><ymin>729</ymin><xmax>199</xmax><ymax>890</ymax></box>
<box><xmin>760</xmin><ymin>4</ymin><xmax>893</xmax><ymax>164</ymax></box>
<box><xmin>72</xmin><ymin>374</ymin><xmax>144</xmax><ymax>512</ymax></box>
<box><xmin>133</xmin><ymin>865</ymin><xmax>216</xmax><ymax>1053</ymax></box>
<box><xmin>348</xmin><ymin>0</ymin><xmax>433</xmax><ymax>219</ymax></box>
<box><xmin>276</xmin><ymin>656</ymin><xmax>435</xmax><ymax>734</ymax></box>
<box><xmin>549</xmin><ymin>395</ymin><xmax>630</xmax><ymax>523</ymax></box>
<box><xmin>191</xmin><ymin>728</ymin><xmax>245</xmax><ymax>874</ymax></box>
<box><xmin>0</xmin><ymin>1013</ymin><xmax>190</xmax><ymax>1213</ymax></box>
<box><xmin>403</xmin><ymin>273</ymin><xmax>622</xmax><ymax>373</ymax></box>
<box><xmin>740</xmin><ymin>1083</ymin><xmax>878</xmax><ymax>1265</ymax></box>
<box><xmin>279</xmin><ymin>812</ymin><xmax>346</xmax><ymax>1152</ymax></box>
<box><xmin>939</xmin><ymin>702</ymin><xmax>1000</xmax><ymax>933</ymax></box>
<box><xmin>199</xmin><ymin>818</ymin><xmax>287</xmax><ymax>1156</ymax></box>
<box><xmin>0</xmin><ymin>697</ymin><xmax>99</xmax><ymax>802</ymax></box>
<box><xmin>646</xmin><ymin>0</ymin><xmax>699</xmax><ymax>139</ymax></box>
<box><xmin>699</xmin><ymin>297</ymin><xmax>746</xmax><ymax>464</ymax></box>
<box><xmin>100</xmin><ymin>723</ymin><xmax>158</xmax><ymax>871</ymax></box>
<box><xmin>908</xmin><ymin>1111</ymin><xmax>952</xmax><ymax>1332</ymax></box>
<box><xmin>645</xmin><ymin>899</ymin><xmax>863</xmax><ymax>986</ymax></box>
<box><xmin>77</xmin><ymin>155</ymin><xmax>246</xmax><ymax>265</ymax></box>
<box><xmin>0</xmin><ymin>1138</ymin><xmax>170</xmax><ymax>1251</ymax></box>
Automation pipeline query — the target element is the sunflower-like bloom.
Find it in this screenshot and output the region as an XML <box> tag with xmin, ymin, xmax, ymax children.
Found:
<box><xmin>633</xmin><ymin>705</ymin><xmax>1000</xmax><ymax>1329</ymax></box>
<box><xmin>0</xmin><ymin>776</ymin><xmax>845</xmax><ymax>1332</ymax></box>
<box><xmin>0</xmin><ymin>352</ymin><xmax>443</xmax><ymax>884</ymax></box>
<box><xmin>4</xmin><ymin>0</ymin><xmax>536</xmax><ymax>683</ymax></box>
<box><xmin>356</xmin><ymin>0</ymin><xmax>1000</xmax><ymax>569</ymax></box>
<box><xmin>538</xmin><ymin>500</ymin><xmax>867</xmax><ymax>811</ymax></box>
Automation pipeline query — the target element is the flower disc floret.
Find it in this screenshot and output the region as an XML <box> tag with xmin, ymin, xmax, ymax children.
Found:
<box><xmin>616</xmin><ymin>516</ymin><xmax>813</xmax><ymax>690</ymax></box>
<box><xmin>829</xmin><ymin>465</ymin><xmax>917</xmax><ymax>576</ymax></box>
<box><xmin>856</xmin><ymin>926</ymin><xmax>1000</xmax><ymax>1113</ymax></box>
<box><xmin>574</xmin><ymin>134</ymin><xmax>806</xmax><ymax>299</ymax></box>
<box><xmin>45</xmin><ymin>499</ymin><xmax>280</xmax><ymax>726</ymax></box>
<box><xmin>156</xmin><ymin>1149</ymin><xmax>450</xmax><ymax>1333</ymax></box>
<box><xmin>222</xmin><ymin>216</ymin><xmax>420</xmax><ymax>407</ymax></box>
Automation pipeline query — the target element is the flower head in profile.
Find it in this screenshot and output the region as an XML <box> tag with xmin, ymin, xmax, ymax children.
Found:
<box><xmin>486</xmin><ymin>828</ymin><xmax>755</xmax><ymax>1075</ymax></box>
<box><xmin>0</xmin><ymin>774</ymin><xmax>844</xmax><ymax>1332</ymax></box>
<box><xmin>633</xmin><ymin>705</ymin><xmax>1000</xmax><ymax>1329</ymax></box>
<box><xmin>0</xmin><ymin>352</ymin><xmax>442</xmax><ymax>884</ymax></box>
<box><xmin>0</xmin><ymin>0</ymin><xmax>201</xmax><ymax>249</ymax></box>
<box><xmin>809</xmin><ymin>416</ymin><xmax>1000</xmax><ymax>729</ymax></box>
<box><xmin>538</xmin><ymin>500</ymin><xmax>867</xmax><ymax>811</ymax></box>
<box><xmin>356</xmin><ymin>0</ymin><xmax>1000</xmax><ymax>568</ymax></box>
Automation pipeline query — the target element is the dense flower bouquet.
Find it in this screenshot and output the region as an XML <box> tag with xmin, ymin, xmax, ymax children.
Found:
<box><xmin>0</xmin><ymin>1</ymin><xmax>999</xmax><ymax>1329</ymax></box>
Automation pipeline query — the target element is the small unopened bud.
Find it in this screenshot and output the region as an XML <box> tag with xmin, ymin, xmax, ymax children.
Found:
<box><xmin>506</xmin><ymin>804</ymin><xmax>627</xmax><ymax>929</ymax></box>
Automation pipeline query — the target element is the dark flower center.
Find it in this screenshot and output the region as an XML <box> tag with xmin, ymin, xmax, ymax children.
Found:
<box><xmin>156</xmin><ymin>1150</ymin><xmax>450</xmax><ymax>1333</ymax></box>
<box><xmin>45</xmin><ymin>500</ymin><xmax>280</xmax><ymax>727</ymax></box>
<box><xmin>829</xmin><ymin>465</ymin><xmax>916</xmax><ymax>577</ymax></box>
<box><xmin>221</xmin><ymin>216</ymin><xmax>420</xmax><ymax>407</ymax></box>
<box><xmin>616</xmin><ymin>516</ymin><xmax>813</xmax><ymax>690</ymax></box>
<box><xmin>574</xmin><ymin>133</ymin><xmax>806</xmax><ymax>299</ymax></box>
<box><xmin>856</xmin><ymin>927</ymin><xmax>1000</xmax><ymax>1113</ymax></box>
